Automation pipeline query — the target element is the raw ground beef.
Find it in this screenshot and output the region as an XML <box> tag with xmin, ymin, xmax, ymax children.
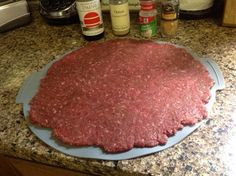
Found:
<box><xmin>29</xmin><ymin>39</ymin><xmax>214</xmax><ymax>153</ymax></box>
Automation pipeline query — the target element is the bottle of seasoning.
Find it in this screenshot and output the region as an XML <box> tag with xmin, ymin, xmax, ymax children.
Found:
<box><xmin>139</xmin><ymin>0</ymin><xmax>157</xmax><ymax>38</ymax></box>
<box><xmin>160</xmin><ymin>0</ymin><xmax>179</xmax><ymax>37</ymax></box>
<box><xmin>109</xmin><ymin>0</ymin><xmax>130</xmax><ymax>36</ymax></box>
<box><xmin>76</xmin><ymin>0</ymin><xmax>104</xmax><ymax>41</ymax></box>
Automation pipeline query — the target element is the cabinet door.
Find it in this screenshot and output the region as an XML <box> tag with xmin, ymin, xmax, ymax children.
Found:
<box><xmin>223</xmin><ymin>0</ymin><xmax>236</xmax><ymax>26</ymax></box>
<box><xmin>0</xmin><ymin>154</ymin><xmax>21</xmax><ymax>176</ymax></box>
<box><xmin>5</xmin><ymin>156</ymin><xmax>93</xmax><ymax>176</ymax></box>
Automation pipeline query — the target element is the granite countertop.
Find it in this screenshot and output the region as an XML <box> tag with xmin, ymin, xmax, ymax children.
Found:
<box><xmin>0</xmin><ymin>3</ymin><xmax>236</xmax><ymax>176</ymax></box>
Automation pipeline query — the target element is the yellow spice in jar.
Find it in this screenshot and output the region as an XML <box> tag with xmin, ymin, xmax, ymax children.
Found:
<box><xmin>161</xmin><ymin>20</ymin><xmax>178</xmax><ymax>37</ymax></box>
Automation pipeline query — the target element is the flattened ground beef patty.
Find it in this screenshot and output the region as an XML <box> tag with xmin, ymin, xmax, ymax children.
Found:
<box><xmin>29</xmin><ymin>39</ymin><xmax>214</xmax><ymax>153</ymax></box>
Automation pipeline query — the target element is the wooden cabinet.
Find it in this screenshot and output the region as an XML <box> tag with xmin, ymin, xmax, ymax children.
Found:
<box><xmin>223</xmin><ymin>0</ymin><xmax>236</xmax><ymax>26</ymax></box>
<box><xmin>0</xmin><ymin>155</ymin><xmax>92</xmax><ymax>176</ymax></box>
<box><xmin>0</xmin><ymin>155</ymin><xmax>21</xmax><ymax>176</ymax></box>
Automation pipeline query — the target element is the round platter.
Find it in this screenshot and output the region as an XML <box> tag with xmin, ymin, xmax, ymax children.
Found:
<box><xmin>16</xmin><ymin>41</ymin><xmax>225</xmax><ymax>160</ymax></box>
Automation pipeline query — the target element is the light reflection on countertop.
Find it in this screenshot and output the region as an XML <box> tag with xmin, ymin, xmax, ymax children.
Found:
<box><xmin>220</xmin><ymin>109</ymin><xmax>236</xmax><ymax>176</ymax></box>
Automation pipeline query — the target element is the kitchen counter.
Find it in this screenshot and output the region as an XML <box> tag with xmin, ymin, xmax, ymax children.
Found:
<box><xmin>0</xmin><ymin>2</ymin><xmax>236</xmax><ymax>176</ymax></box>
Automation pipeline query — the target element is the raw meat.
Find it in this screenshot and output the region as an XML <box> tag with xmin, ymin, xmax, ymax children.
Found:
<box><xmin>29</xmin><ymin>39</ymin><xmax>214</xmax><ymax>153</ymax></box>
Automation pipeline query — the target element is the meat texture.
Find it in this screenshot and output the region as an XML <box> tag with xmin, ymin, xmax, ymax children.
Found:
<box><xmin>29</xmin><ymin>39</ymin><xmax>214</xmax><ymax>153</ymax></box>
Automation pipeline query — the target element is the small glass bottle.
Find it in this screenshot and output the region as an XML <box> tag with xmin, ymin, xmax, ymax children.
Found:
<box><xmin>109</xmin><ymin>0</ymin><xmax>130</xmax><ymax>36</ymax></box>
<box><xmin>139</xmin><ymin>0</ymin><xmax>157</xmax><ymax>38</ymax></box>
<box><xmin>160</xmin><ymin>0</ymin><xmax>179</xmax><ymax>37</ymax></box>
<box><xmin>76</xmin><ymin>0</ymin><xmax>104</xmax><ymax>41</ymax></box>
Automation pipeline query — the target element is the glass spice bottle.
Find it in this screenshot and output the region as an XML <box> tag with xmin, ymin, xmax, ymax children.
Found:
<box><xmin>76</xmin><ymin>0</ymin><xmax>104</xmax><ymax>41</ymax></box>
<box><xmin>139</xmin><ymin>0</ymin><xmax>157</xmax><ymax>38</ymax></box>
<box><xmin>109</xmin><ymin>0</ymin><xmax>130</xmax><ymax>36</ymax></box>
<box><xmin>160</xmin><ymin>0</ymin><xmax>179</xmax><ymax>37</ymax></box>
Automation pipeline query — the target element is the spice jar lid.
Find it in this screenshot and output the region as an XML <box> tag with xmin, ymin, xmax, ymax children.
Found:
<box><xmin>161</xmin><ymin>1</ymin><xmax>179</xmax><ymax>21</ymax></box>
<box><xmin>140</xmin><ymin>0</ymin><xmax>155</xmax><ymax>10</ymax></box>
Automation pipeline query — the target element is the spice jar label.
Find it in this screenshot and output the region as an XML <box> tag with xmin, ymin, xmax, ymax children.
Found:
<box><xmin>139</xmin><ymin>16</ymin><xmax>157</xmax><ymax>38</ymax></box>
<box><xmin>76</xmin><ymin>0</ymin><xmax>104</xmax><ymax>36</ymax></box>
<box><xmin>110</xmin><ymin>3</ymin><xmax>130</xmax><ymax>32</ymax></box>
<box><xmin>139</xmin><ymin>16</ymin><xmax>155</xmax><ymax>24</ymax></box>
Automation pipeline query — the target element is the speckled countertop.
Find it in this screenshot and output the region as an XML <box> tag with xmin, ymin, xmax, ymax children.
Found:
<box><xmin>0</xmin><ymin>2</ymin><xmax>236</xmax><ymax>176</ymax></box>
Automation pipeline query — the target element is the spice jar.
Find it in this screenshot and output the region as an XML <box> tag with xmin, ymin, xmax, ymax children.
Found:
<box><xmin>76</xmin><ymin>0</ymin><xmax>104</xmax><ymax>41</ymax></box>
<box><xmin>109</xmin><ymin>0</ymin><xmax>130</xmax><ymax>36</ymax></box>
<box><xmin>160</xmin><ymin>0</ymin><xmax>179</xmax><ymax>37</ymax></box>
<box><xmin>139</xmin><ymin>0</ymin><xmax>157</xmax><ymax>38</ymax></box>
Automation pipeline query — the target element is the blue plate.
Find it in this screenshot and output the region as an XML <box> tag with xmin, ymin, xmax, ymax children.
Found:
<box><xmin>16</xmin><ymin>42</ymin><xmax>225</xmax><ymax>160</ymax></box>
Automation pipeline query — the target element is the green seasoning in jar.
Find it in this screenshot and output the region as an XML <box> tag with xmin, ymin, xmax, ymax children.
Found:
<box><xmin>139</xmin><ymin>0</ymin><xmax>157</xmax><ymax>38</ymax></box>
<box><xmin>160</xmin><ymin>0</ymin><xmax>179</xmax><ymax>37</ymax></box>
